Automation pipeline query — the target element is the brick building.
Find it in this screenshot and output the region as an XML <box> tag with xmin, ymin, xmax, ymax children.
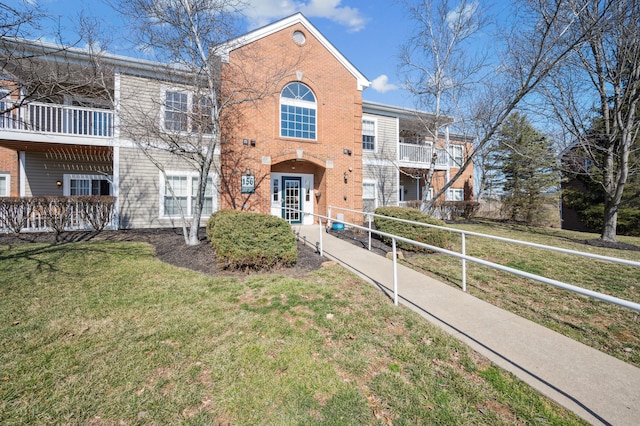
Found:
<box><xmin>0</xmin><ymin>13</ymin><xmax>473</xmax><ymax>230</ymax></box>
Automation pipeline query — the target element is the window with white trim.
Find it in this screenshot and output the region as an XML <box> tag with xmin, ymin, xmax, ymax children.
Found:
<box><xmin>280</xmin><ymin>82</ymin><xmax>316</xmax><ymax>140</ymax></box>
<box><xmin>423</xmin><ymin>186</ymin><xmax>434</xmax><ymax>201</ymax></box>
<box><xmin>446</xmin><ymin>188</ymin><xmax>464</xmax><ymax>201</ymax></box>
<box><xmin>161</xmin><ymin>172</ymin><xmax>216</xmax><ymax>218</ymax></box>
<box><xmin>449</xmin><ymin>145</ymin><xmax>463</xmax><ymax>167</ymax></box>
<box><xmin>63</xmin><ymin>174</ymin><xmax>111</xmax><ymax>196</ymax></box>
<box><xmin>272</xmin><ymin>178</ymin><xmax>279</xmax><ymax>203</ymax></box>
<box><xmin>192</xmin><ymin>95</ymin><xmax>213</xmax><ymax>133</ymax></box>
<box><xmin>164</xmin><ymin>90</ymin><xmax>188</xmax><ymax>132</ymax></box>
<box><xmin>362</xmin><ymin>181</ymin><xmax>377</xmax><ymax>212</ymax></box>
<box><xmin>161</xmin><ymin>89</ymin><xmax>214</xmax><ymax>134</ymax></box>
<box><xmin>362</xmin><ymin>119</ymin><xmax>376</xmax><ymax>151</ymax></box>
<box><xmin>0</xmin><ymin>173</ymin><xmax>9</xmax><ymax>197</ymax></box>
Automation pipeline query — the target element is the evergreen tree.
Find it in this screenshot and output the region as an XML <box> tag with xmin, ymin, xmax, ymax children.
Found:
<box><xmin>491</xmin><ymin>112</ymin><xmax>558</xmax><ymax>224</ymax></box>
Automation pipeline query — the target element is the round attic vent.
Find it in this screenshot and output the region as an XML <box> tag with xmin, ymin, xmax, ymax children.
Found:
<box><xmin>293</xmin><ymin>30</ymin><xmax>306</xmax><ymax>45</ymax></box>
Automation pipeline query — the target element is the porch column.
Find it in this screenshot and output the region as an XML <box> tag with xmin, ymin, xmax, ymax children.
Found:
<box><xmin>19</xmin><ymin>151</ymin><xmax>25</xmax><ymax>197</ymax></box>
<box><xmin>112</xmin><ymin>145</ymin><xmax>120</xmax><ymax>229</ymax></box>
<box><xmin>112</xmin><ymin>72</ymin><xmax>121</xmax><ymax>229</ymax></box>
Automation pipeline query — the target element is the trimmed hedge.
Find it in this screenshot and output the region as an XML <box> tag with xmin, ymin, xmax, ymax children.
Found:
<box><xmin>374</xmin><ymin>206</ymin><xmax>452</xmax><ymax>252</ymax></box>
<box><xmin>207</xmin><ymin>210</ymin><xmax>297</xmax><ymax>270</ymax></box>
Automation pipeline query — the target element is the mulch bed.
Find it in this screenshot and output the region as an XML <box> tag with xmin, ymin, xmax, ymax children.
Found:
<box><xmin>0</xmin><ymin>228</ymin><xmax>328</xmax><ymax>278</ymax></box>
<box><xmin>2</xmin><ymin>224</ymin><xmax>636</xmax><ymax>278</ymax></box>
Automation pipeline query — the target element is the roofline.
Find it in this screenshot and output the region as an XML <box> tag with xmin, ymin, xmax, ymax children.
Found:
<box><xmin>217</xmin><ymin>13</ymin><xmax>370</xmax><ymax>91</ymax></box>
<box><xmin>363</xmin><ymin>100</ymin><xmax>476</xmax><ymax>142</ymax></box>
<box><xmin>363</xmin><ymin>100</ymin><xmax>454</xmax><ymax>124</ymax></box>
<box><xmin>1</xmin><ymin>37</ymin><xmax>194</xmax><ymax>80</ymax></box>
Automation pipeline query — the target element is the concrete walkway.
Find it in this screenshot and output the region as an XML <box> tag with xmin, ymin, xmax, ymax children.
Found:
<box><xmin>294</xmin><ymin>224</ymin><xmax>640</xmax><ymax>426</ymax></box>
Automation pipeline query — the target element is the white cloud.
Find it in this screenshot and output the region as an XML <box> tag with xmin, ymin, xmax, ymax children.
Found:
<box><xmin>245</xmin><ymin>0</ymin><xmax>366</xmax><ymax>32</ymax></box>
<box><xmin>445</xmin><ymin>1</ymin><xmax>478</xmax><ymax>30</ymax></box>
<box><xmin>370</xmin><ymin>75</ymin><xmax>398</xmax><ymax>93</ymax></box>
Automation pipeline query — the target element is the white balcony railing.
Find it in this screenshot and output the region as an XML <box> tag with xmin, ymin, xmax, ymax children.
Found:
<box><xmin>399</xmin><ymin>143</ymin><xmax>449</xmax><ymax>168</ymax></box>
<box><xmin>0</xmin><ymin>100</ymin><xmax>114</xmax><ymax>138</ymax></box>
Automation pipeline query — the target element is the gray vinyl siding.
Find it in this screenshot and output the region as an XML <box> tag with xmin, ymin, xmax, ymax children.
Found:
<box><xmin>24</xmin><ymin>152</ymin><xmax>112</xmax><ymax>196</ymax></box>
<box><xmin>362</xmin><ymin>164</ymin><xmax>397</xmax><ymax>207</ymax></box>
<box><xmin>362</xmin><ymin>112</ymin><xmax>398</xmax><ymax>207</ymax></box>
<box><xmin>119</xmin><ymin>75</ymin><xmax>162</xmax><ymax>138</ymax></box>
<box><xmin>117</xmin><ymin>74</ymin><xmax>220</xmax><ymax>229</ymax></box>
<box><xmin>362</xmin><ymin>113</ymin><xmax>398</xmax><ymax>162</ymax></box>
<box><xmin>118</xmin><ymin>147</ymin><xmax>219</xmax><ymax>229</ymax></box>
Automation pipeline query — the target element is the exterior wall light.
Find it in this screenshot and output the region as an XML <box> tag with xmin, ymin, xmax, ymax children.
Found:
<box><xmin>56</xmin><ymin>180</ymin><xmax>62</xmax><ymax>187</ymax></box>
<box><xmin>343</xmin><ymin>172</ymin><xmax>348</xmax><ymax>183</ymax></box>
<box><xmin>246</xmin><ymin>168</ymin><xmax>251</xmax><ymax>176</ymax></box>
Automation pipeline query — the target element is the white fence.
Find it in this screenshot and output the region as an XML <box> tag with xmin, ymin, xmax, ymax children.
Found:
<box><xmin>0</xmin><ymin>199</ymin><xmax>115</xmax><ymax>233</ymax></box>
<box><xmin>0</xmin><ymin>100</ymin><xmax>114</xmax><ymax>137</ymax></box>
<box><xmin>295</xmin><ymin>206</ymin><xmax>640</xmax><ymax>313</ymax></box>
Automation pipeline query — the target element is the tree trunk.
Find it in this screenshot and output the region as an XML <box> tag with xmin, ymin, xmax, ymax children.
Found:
<box><xmin>601</xmin><ymin>198</ymin><xmax>618</xmax><ymax>242</ymax></box>
<box><xmin>421</xmin><ymin>152</ymin><xmax>438</xmax><ymax>212</ymax></box>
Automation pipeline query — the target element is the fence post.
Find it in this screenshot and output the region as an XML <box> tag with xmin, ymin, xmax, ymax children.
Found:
<box><xmin>318</xmin><ymin>217</ymin><xmax>323</xmax><ymax>257</ymax></box>
<box><xmin>368</xmin><ymin>214</ymin><xmax>372</xmax><ymax>251</ymax></box>
<box><xmin>328</xmin><ymin>206</ymin><xmax>332</xmax><ymax>227</ymax></box>
<box><xmin>393</xmin><ymin>237</ymin><xmax>398</xmax><ymax>306</ymax></box>
<box><xmin>462</xmin><ymin>232</ymin><xmax>467</xmax><ymax>292</ymax></box>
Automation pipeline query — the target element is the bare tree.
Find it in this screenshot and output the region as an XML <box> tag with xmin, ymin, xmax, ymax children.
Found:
<box><xmin>0</xmin><ymin>1</ymin><xmax>44</xmax><ymax>39</ymax></box>
<box><xmin>400</xmin><ymin>0</ymin><xmax>608</xmax><ymax>212</ymax></box>
<box><xmin>541</xmin><ymin>0</ymin><xmax>640</xmax><ymax>242</ymax></box>
<box><xmin>113</xmin><ymin>0</ymin><xmax>295</xmax><ymax>245</ymax></box>
<box><xmin>399</xmin><ymin>0</ymin><xmax>487</xmax><ymax>209</ymax></box>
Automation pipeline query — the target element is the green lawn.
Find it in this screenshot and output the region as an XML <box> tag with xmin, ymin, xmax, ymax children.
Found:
<box><xmin>0</xmin><ymin>240</ymin><xmax>585</xmax><ymax>424</ymax></box>
<box><xmin>404</xmin><ymin>220</ymin><xmax>640</xmax><ymax>368</ymax></box>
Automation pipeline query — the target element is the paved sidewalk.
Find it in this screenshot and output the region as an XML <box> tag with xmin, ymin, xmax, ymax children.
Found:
<box><xmin>295</xmin><ymin>224</ymin><xmax>640</xmax><ymax>426</ymax></box>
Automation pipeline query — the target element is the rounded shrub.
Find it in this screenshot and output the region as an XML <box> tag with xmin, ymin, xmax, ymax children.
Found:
<box><xmin>373</xmin><ymin>206</ymin><xmax>452</xmax><ymax>252</ymax></box>
<box><xmin>207</xmin><ymin>210</ymin><xmax>297</xmax><ymax>270</ymax></box>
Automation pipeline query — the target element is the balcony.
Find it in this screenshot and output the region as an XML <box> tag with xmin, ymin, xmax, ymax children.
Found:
<box><xmin>0</xmin><ymin>100</ymin><xmax>114</xmax><ymax>140</ymax></box>
<box><xmin>398</xmin><ymin>142</ymin><xmax>449</xmax><ymax>169</ymax></box>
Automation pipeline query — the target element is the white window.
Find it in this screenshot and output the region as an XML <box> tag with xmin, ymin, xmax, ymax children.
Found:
<box><xmin>161</xmin><ymin>89</ymin><xmax>213</xmax><ymax>134</ymax></box>
<box><xmin>164</xmin><ymin>90</ymin><xmax>189</xmax><ymax>132</ymax></box>
<box><xmin>272</xmin><ymin>178</ymin><xmax>279</xmax><ymax>203</ymax></box>
<box><xmin>423</xmin><ymin>186</ymin><xmax>434</xmax><ymax>201</ymax></box>
<box><xmin>362</xmin><ymin>181</ymin><xmax>377</xmax><ymax>212</ymax></box>
<box><xmin>192</xmin><ymin>176</ymin><xmax>214</xmax><ymax>215</ymax></box>
<box><xmin>362</xmin><ymin>119</ymin><xmax>376</xmax><ymax>151</ymax></box>
<box><xmin>0</xmin><ymin>173</ymin><xmax>9</xmax><ymax>197</ymax></box>
<box><xmin>446</xmin><ymin>188</ymin><xmax>464</xmax><ymax>201</ymax></box>
<box><xmin>160</xmin><ymin>172</ymin><xmax>216</xmax><ymax>218</ymax></box>
<box><xmin>280</xmin><ymin>82</ymin><xmax>316</xmax><ymax>140</ymax></box>
<box><xmin>63</xmin><ymin>174</ymin><xmax>111</xmax><ymax>196</ymax></box>
<box><xmin>449</xmin><ymin>145</ymin><xmax>463</xmax><ymax>167</ymax></box>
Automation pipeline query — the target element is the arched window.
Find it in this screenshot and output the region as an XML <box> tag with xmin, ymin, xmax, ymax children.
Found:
<box><xmin>280</xmin><ymin>82</ymin><xmax>316</xmax><ymax>140</ymax></box>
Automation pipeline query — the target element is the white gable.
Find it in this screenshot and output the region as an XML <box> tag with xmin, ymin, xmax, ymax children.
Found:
<box><xmin>217</xmin><ymin>13</ymin><xmax>370</xmax><ymax>91</ymax></box>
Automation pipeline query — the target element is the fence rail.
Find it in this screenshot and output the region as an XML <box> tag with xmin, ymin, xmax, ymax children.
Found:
<box><xmin>297</xmin><ymin>206</ymin><xmax>640</xmax><ymax>313</ymax></box>
<box><xmin>0</xmin><ymin>100</ymin><xmax>114</xmax><ymax>137</ymax></box>
<box><xmin>0</xmin><ymin>197</ymin><xmax>115</xmax><ymax>233</ymax></box>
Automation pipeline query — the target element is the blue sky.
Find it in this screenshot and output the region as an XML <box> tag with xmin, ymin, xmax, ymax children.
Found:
<box><xmin>11</xmin><ymin>0</ymin><xmax>424</xmax><ymax>107</ymax></box>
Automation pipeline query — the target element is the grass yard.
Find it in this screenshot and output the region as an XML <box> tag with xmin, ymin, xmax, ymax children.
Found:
<box><xmin>0</xmin><ymin>240</ymin><xmax>586</xmax><ymax>424</ymax></box>
<box><xmin>404</xmin><ymin>219</ymin><xmax>640</xmax><ymax>368</ymax></box>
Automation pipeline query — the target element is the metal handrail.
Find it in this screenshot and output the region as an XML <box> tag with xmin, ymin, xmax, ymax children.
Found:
<box><xmin>330</xmin><ymin>205</ymin><xmax>640</xmax><ymax>267</ymax></box>
<box><xmin>291</xmin><ymin>207</ymin><xmax>640</xmax><ymax>313</ymax></box>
